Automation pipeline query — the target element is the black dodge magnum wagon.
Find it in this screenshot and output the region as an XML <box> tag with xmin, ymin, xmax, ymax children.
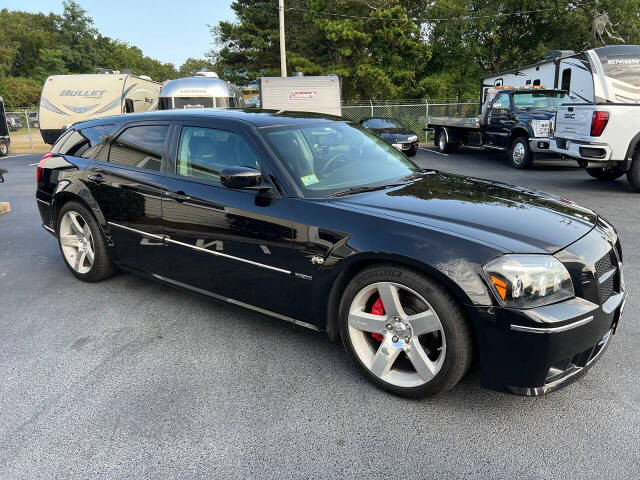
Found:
<box><xmin>36</xmin><ymin>109</ymin><xmax>626</xmax><ymax>397</ymax></box>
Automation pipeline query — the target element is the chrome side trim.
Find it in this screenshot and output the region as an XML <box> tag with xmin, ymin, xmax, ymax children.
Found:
<box><xmin>152</xmin><ymin>274</ymin><xmax>320</xmax><ymax>331</ymax></box>
<box><xmin>164</xmin><ymin>237</ymin><xmax>291</xmax><ymax>274</ymax></box>
<box><xmin>36</xmin><ymin>198</ymin><xmax>51</xmax><ymax>206</ymax></box>
<box><xmin>510</xmin><ymin>315</ymin><xmax>594</xmax><ymax>334</ymax></box>
<box><xmin>42</xmin><ymin>224</ymin><xmax>55</xmax><ymax>234</ymax></box>
<box><xmin>108</xmin><ymin>222</ymin><xmax>163</xmax><ymax>240</ymax></box>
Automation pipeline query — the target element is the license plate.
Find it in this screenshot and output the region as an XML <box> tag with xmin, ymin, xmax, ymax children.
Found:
<box><xmin>392</xmin><ymin>143</ymin><xmax>402</xmax><ymax>150</ymax></box>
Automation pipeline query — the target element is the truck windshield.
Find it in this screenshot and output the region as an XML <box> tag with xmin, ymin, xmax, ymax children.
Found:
<box><xmin>262</xmin><ymin>123</ymin><xmax>421</xmax><ymax>198</ymax></box>
<box><xmin>512</xmin><ymin>92</ymin><xmax>569</xmax><ymax>111</ymax></box>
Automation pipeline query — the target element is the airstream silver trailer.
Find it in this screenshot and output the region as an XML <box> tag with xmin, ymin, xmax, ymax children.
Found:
<box><xmin>158</xmin><ymin>72</ymin><xmax>245</xmax><ymax>110</ymax></box>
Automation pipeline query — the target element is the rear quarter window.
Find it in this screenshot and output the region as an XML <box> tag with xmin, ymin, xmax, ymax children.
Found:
<box><xmin>50</xmin><ymin>124</ymin><xmax>117</xmax><ymax>158</ymax></box>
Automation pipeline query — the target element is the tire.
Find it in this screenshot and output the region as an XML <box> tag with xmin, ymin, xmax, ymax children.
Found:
<box><xmin>33</xmin><ymin>121</ymin><xmax>40</xmax><ymax>129</ymax></box>
<box><xmin>0</xmin><ymin>140</ymin><xmax>8</xmax><ymax>157</ymax></box>
<box><xmin>585</xmin><ymin>166</ymin><xmax>626</xmax><ymax>180</ymax></box>
<box><xmin>627</xmin><ymin>151</ymin><xmax>640</xmax><ymax>192</ymax></box>
<box><xmin>56</xmin><ymin>201</ymin><xmax>117</xmax><ymax>282</ymax></box>
<box><xmin>508</xmin><ymin>136</ymin><xmax>533</xmax><ymax>169</ymax></box>
<box><xmin>437</xmin><ymin>129</ymin><xmax>457</xmax><ymax>154</ymax></box>
<box><xmin>339</xmin><ymin>264</ymin><xmax>473</xmax><ymax>398</ymax></box>
<box><xmin>406</xmin><ymin>145</ymin><xmax>417</xmax><ymax>157</ymax></box>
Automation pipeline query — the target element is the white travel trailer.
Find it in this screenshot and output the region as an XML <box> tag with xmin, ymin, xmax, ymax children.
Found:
<box><xmin>259</xmin><ymin>75</ymin><xmax>342</xmax><ymax>116</ymax></box>
<box><xmin>39</xmin><ymin>72</ymin><xmax>161</xmax><ymax>144</ymax></box>
<box><xmin>483</xmin><ymin>45</ymin><xmax>640</xmax><ymax>104</ymax></box>
<box><xmin>158</xmin><ymin>72</ymin><xmax>245</xmax><ymax>110</ymax></box>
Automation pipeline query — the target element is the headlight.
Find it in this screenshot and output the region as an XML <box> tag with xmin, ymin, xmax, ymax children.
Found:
<box><xmin>483</xmin><ymin>254</ymin><xmax>574</xmax><ymax>308</ymax></box>
<box><xmin>530</xmin><ymin>120</ymin><xmax>550</xmax><ymax>138</ymax></box>
<box><xmin>407</xmin><ymin>135</ymin><xmax>418</xmax><ymax>142</ymax></box>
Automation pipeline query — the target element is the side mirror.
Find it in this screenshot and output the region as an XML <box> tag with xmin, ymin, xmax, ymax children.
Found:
<box><xmin>220</xmin><ymin>166</ymin><xmax>265</xmax><ymax>190</ymax></box>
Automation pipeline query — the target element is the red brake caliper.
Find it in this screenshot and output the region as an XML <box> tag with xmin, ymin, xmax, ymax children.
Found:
<box><xmin>370</xmin><ymin>297</ymin><xmax>385</xmax><ymax>342</ymax></box>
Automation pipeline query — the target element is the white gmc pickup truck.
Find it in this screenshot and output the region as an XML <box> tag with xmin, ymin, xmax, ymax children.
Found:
<box><xmin>551</xmin><ymin>45</ymin><xmax>640</xmax><ymax>192</ymax></box>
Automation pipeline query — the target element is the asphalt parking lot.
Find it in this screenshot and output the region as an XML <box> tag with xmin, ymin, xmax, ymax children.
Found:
<box><xmin>1</xmin><ymin>149</ymin><xmax>638</xmax><ymax>479</ymax></box>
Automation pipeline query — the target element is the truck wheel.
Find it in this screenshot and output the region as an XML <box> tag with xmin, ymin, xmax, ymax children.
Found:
<box><xmin>627</xmin><ymin>151</ymin><xmax>640</xmax><ymax>192</ymax></box>
<box><xmin>586</xmin><ymin>166</ymin><xmax>626</xmax><ymax>180</ymax></box>
<box><xmin>509</xmin><ymin>137</ymin><xmax>533</xmax><ymax>169</ymax></box>
<box><xmin>0</xmin><ymin>140</ymin><xmax>8</xmax><ymax>157</ymax></box>
<box><xmin>437</xmin><ymin>130</ymin><xmax>457</xmax><ymax>154</ymax></box>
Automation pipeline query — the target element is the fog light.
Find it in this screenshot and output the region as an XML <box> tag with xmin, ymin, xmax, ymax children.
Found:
<box><xmin>537</xmin><ymin>141</ymin><xmax>549</xmax><ymax>149</ymax></box>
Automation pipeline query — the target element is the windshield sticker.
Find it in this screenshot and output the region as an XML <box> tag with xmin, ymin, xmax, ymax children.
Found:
<box><xmin>301</xmin><ymin>174</ymin><xmax>319</xmax><ymax>186</ymax></box>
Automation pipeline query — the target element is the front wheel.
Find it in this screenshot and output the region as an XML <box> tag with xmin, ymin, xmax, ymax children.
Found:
<box><xmin>57</xmin><ymin>201</ymin><xmax>117</xmax><ymax>282</ymax></box>
<box><xmin>586</xmin><ymin>165</ymin><xmax>626</xmax><ymax>180</ymax></box>
<box><xmin>406</xmin><ymin>145</ymin><xmax>418</xmax><ymax>157</ymax></box>
<box><xmin>509</xmin><ymin>137</ymin><xmax>533</xmax><ymax>169</ymax></box>
<box><xmin>437</xmin><ymin>130</ymin><xmax>457</xmax><ymax>154</ymax></box>
<box><xmin>627</xmin><ymin>151</ymin><xmax>640</xmax><ymax>192</ymax></box>
<box><xmin>0</xmin><ymin>140</ymin><xmax>8</xmax><ymax>157</ymax></box>
<box><xmin>339</xmin><ymin>264</ymin><xmax>473</xmax><ymax>398</ymax></box>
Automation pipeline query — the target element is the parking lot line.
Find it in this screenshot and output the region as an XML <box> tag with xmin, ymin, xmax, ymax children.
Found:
<box><xmin>419</xmin><ymin>146</ymin><xmax>448</xmax><ymax>156</ymax></box>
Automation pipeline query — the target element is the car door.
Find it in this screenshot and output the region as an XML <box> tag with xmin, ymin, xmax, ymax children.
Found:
<box><xmin>85</xmin><ymin>122</ymin><xmax>171</xmax><ymax>275</ymax></box>
<box><xmin>485</xmin><ymin>92</ymin><xmax>515</xmax><ymax>149</ymax></box>
<box><xmin>161</xmin><ymin>121</ymin><xmax>296</xmax><ymax>317</ymax></box>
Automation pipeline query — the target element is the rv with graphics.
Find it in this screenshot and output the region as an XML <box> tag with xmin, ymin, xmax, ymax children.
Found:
<box><xmin>39</xmin><ymin>71</ymin><xmax>161</xmax><ymax>144</ymax></box>
<box><xmin>158</xmin><ymin>72</ymin><xmax>245</xmax><ymax>110</ymax></box>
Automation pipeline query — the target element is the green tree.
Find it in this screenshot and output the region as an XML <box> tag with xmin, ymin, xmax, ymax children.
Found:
<box><xmin>179</xmin><ymin>58</ymin><xmax>216</xmax><ymax>77</ymax></box>
<box><xmin>0</xmin><ymin>76</ymin><xmax>42</xmax><ymax>108</ymax></box>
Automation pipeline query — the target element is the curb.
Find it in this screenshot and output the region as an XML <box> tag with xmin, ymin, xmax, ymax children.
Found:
<box><xmin>0</xmin><ymin>202</ymin><xmax>10</xmax><ymax>216</ymax></box>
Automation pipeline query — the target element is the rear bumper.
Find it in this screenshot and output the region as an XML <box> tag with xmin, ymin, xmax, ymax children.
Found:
<box><xmin>550</xmin><ymin>138</ymin><xmax>613</xmax><ymax>162</ymax></box>
<box><xmin>469</xmin><ymin>291</ymin><xmax>625</xmax><ymax>396</ymax></box>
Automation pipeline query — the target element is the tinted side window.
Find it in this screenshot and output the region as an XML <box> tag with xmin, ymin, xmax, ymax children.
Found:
<box><xmin>176</xmin><ymin>126</ymin><xmax>259</xmax><ymax>183</ymax></box>
<box><xmin>108</xmin><ymin>125</ymin><xmax>168</xmax><ymax>171</ymax></box>
<box><xmin>81</xmin><ymin>125</ymin><xmax>117</xmax><ymax>159</ymax></box>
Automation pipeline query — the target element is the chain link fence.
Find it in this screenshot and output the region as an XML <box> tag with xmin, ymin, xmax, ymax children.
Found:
<box><xmin>341</xmin><ymin>99</ymin><xmax>480</xmax><ymax>143</ymax></box>
<box><xmin>5</xmin><ymin>109</ymin><xmax>48</xmax><ymax>154</ymax></box>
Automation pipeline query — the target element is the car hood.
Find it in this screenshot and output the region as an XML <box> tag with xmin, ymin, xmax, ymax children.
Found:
<box><xmin>330</xmin><ymin>172</ymin><xmax>597</xmax><ymax>253</ymax></box>
<box><xmin>370</xmin><ymin>128</ymin><xmax>417</xmax><ymax>141</ymax></box>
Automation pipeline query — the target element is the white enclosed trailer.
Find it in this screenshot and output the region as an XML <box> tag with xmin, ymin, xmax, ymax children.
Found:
<box><xmin>259</xmin><ymin>75</ymin><xmax>342</xmax><ymax>116</ymax></box>
<box><xmin>39</xmin><ymin>72</ymin><xmax>161</xmax><ymax>145</ymax></box>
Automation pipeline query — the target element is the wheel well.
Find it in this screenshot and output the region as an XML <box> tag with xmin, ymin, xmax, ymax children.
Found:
<box><xmin>51</xmin><ymin>193</ymin><xmax>91</xmax><ymax>233</ymax></box>
<box><xmin>325</xmin><ymin>258</ymin><xmax>474</xmax><ymax>343</ymax></box>
<box><xmin>509</xmin><ymin>128</ymin><xmax>529</xmax><ymax>145</ymax></box>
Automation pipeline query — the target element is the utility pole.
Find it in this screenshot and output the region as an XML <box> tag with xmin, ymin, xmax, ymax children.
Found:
<box><xmin>279</xmin><ymin>0</ymin><xmax>287</xmax><ymax>77</ymax></box>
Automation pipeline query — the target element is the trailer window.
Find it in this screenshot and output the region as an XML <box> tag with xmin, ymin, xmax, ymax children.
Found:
<box><xmin>561</xmin><ymin>69</ymin><xmax>572</xmax><ymax>91</ymax></box>
<box><xmin>533</xmin><ymin>79</ymin><xmax>541</xmax><ymax>86</ymax></box>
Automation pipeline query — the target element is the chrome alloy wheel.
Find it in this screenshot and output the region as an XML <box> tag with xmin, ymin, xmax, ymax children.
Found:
<box><xmin>347</xmin><ymin>282</ymin><xmax>446</xmax><ymax>388</ymax></box>
<box><xmin>512</xmin><ymin>142</ymin><xmax>526</xmax><ymax>164</ymax></box>
<box><xmin>59</xmin><ymin>211</ymin><xmax>95</xmax><ymax>274</ymax></box>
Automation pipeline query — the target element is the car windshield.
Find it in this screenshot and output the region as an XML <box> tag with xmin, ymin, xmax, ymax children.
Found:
<box><xmin>512</xmin><ymin>92</ymin><xmax>569</xmax><ymax>111</ymax></box>
<box><xmin>362</xmin><ymin>118</ymin><xmax>404</xmax><ymax>129</ymax></box>
<box><xmin>262</xmin><ymin>122</ymin><xmax>421</xmax><ymax>198</ymax></box>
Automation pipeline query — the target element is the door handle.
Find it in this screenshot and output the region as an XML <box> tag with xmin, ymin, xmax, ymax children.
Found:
<box><xmin>166</xmin><ymin>191</ymin><xmax>191</xmax><ymax>202</ymax></box>
<box><xmin>87</xmin><ymin>174</ymin><xmax>106</xmax><ymax>184</ymax></box>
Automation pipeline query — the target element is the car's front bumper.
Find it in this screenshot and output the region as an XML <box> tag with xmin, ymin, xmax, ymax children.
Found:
<box><xmin>470</xmin><ymin>291</ymin><xmax>624</xmax><ymax>395</ymax></box>
<box><xmin>390</xmin><ymin>141</ymin><xmax>419</xmax><ymax>152</ymax></box>
<box><xmin>529</xmin><ymin>137</ymin><xmax>552</xmax><ymax>153</ymax></box>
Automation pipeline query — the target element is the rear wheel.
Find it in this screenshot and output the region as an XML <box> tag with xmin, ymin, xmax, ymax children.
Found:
<box><xmin>509</xmin><ymin>137</ymin><xmax>533</xmax><ymax>169</ymax></box>
<box><xmin>0</xmin><ymin>140</ymin><xmax>8</xmax><ymax>157</ymax></box>
<box><xmin>57</xmin><ymin>201</ymin><xmax>117</xmax><ymax>282</ymax></box>
<box><xmin>586</xmin><ymin>165</ymin><xmax>626</xmax><ymax>180</ymax></box>
<box><xmin>339</xmin><ymin>264</ymin><xmax>473</xmax><ymax>398</ymax></box>
<box><xmin>627</xmin><ymin>151</ymin><xmax>640</xmax><ymax>192</ymax></box>
<box><xmin>437</xmin><ymin>130</ymin><xmax>457</xmax><ymax>154</ymax></box>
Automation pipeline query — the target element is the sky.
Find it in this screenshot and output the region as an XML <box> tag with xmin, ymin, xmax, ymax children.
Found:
<box><xmin>6</xmin><ymin>0</ymin><xmax>236</xmax><ymax>67</ymax></box>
